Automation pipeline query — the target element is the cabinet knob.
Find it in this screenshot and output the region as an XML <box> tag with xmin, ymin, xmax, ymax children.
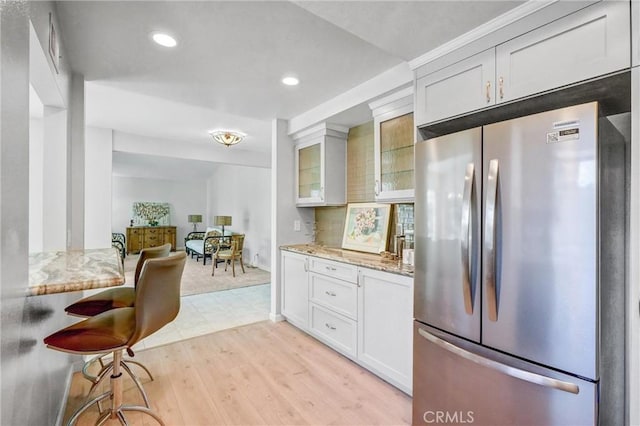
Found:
<box><xmin>486</xmin><ymin>81</ymin><xmax>491</xmax><ymax>103</ymax></box>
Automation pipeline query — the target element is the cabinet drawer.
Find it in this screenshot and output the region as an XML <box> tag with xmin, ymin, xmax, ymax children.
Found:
<box><xmin>309</xmin><ymin>273</ymin><xmax>357</xmax><ymax>320</ymax></box>
<box><xmin>309</xmin><ymin>303</ymin><xmax>357</xmax><ymax>358</ymax></box>
<box><xmin>308</xmin><ymin>257</ymin><xmax>358</xmax><ymax>283</ymax></box>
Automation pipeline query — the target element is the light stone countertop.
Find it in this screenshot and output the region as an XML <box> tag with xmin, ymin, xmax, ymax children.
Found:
<box><xmin>28</xmin><ymin>247</ymin><xmax>125</xmax><ymax>296</ymax></box>
<box><xmin>280</xmin><ymin>244</ymin><xmax>414</xmax><ymax>277</ymax></box>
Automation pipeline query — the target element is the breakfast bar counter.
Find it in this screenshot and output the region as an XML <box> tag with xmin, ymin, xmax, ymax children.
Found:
<box><xmin>28</xmin><ymin>247</ymin><xmax>125</xmax><ymax>296</ymax></box>
<box><xmin>280</xmin><ymin>243</ymin><xmax>414</xmax><ymax>277</ymax></box>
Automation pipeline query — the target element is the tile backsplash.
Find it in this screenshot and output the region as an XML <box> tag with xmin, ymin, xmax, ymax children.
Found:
<box><xmin>314</xmin><ymin>206</ymin><xmax>347</xmax><ymax>247</ymax></box>
<box><xmin>312</xmin><ymin>120</ymin><xmax>414</xmax><ymax>252</ymax></box>
<box><xmin>314</xmin><ymin>203</ymin><xmax>414</xmax><ymax>251</ymax></box>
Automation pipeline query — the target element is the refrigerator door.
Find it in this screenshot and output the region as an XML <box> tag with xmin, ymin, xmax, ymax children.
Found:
<box><xmin>415</xmin><ymin>128</ymin><xmax>482</xmax><ymax>342</ymax></box>
<box><xmin>482</xmin><ymin>102</ymin><xmax>598</xmax><ymax>380</ymax></box>
<box><xmin>413</xmin><ymin>322</ymin><xmax>597</xmax><ymax>426</ymax></box>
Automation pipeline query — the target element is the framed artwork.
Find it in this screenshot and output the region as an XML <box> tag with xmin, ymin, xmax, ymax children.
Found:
<box><xmin>341</xmin><ymin>203</ymin><xmax>391</xmax><ymax>254</ymax></box>
<box><xmin>132</xmin><ymin>202</ymin><xmax>171</xmax><ymax>226</ymax></box>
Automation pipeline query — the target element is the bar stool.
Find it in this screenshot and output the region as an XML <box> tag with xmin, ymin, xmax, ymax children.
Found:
<box><xmin>64</xmin><ymin>244</ymin><xmax>172</xmax><ymax>399</ymax></box>
<box><xmin>45</xmin><ymin>251</ymin><xmax>186</xmax><ymax>425</ymax></box>
<box><xmin>65</xmin><ymin>243</ymin><xmax>172</xmax><ymax>317</ymax></box>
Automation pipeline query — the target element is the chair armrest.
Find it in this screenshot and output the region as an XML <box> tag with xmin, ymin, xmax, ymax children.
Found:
<box><xmin>111</xmin><ymin>240</ymin><xmax>125</xmax><ymax>261</ymax></box>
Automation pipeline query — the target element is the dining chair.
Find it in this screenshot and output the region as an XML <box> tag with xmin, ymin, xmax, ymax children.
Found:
<box><xmin>212</xmin><ymin>234</ymin><xmax>245</xmax><ymax>277</ymax></box>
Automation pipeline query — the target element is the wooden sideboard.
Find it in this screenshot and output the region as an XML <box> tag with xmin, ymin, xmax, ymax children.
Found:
<box><xmin>126</xmin><ymin>226</ymin><xmax>176</xmax><ymax>254</ymax></box>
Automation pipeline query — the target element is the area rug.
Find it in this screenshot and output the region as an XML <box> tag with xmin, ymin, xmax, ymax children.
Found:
<box><xmin>123</xmin><ymin>252</ymin><xmax>271</xmax><ymax>296</ymax></box>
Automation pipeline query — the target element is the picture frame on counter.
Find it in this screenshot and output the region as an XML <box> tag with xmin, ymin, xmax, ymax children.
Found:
<box><xmin>341</xmin><ymin>202</ymin><xmax>391</xmax><ymax>254</ymax></box>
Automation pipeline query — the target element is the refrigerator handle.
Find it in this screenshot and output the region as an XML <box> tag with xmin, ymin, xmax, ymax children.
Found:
<box><xmin>418</xmin><ymin>328</ymin><xmax>580</xmax><ymax>395</ymax></box>
<box><xmin>460</xmin><ymin>163</ymin><xmax>475</xmax><ymax>315</ymax></box>
<box><xmin>485</xmin><ymin>159</ymin><xmax>499</xmax><ymax>322</ymax></box>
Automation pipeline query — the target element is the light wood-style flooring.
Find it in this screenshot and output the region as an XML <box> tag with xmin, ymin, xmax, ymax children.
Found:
<box><xmin>64</xmin><ymin>320</ymin><xmax>412</xmax><ymax>425</ymax></box>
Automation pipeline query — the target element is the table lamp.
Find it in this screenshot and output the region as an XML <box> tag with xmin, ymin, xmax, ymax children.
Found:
<box><xmin>214</xmin><ymin>215</ymin><xmax>232</xmax><ymax>235</ymax></box>
<box><xmin>188</xmin><ymin>214</ymin><xmax>202</xmax><ymax>232</ymax></box>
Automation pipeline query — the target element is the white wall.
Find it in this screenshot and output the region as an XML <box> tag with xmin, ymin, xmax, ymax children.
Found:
<box><xmin>68</xmin><ymin>74</ymin><xmax>85</xmax><ymax>249</ymax></box>
<box><xmin>112</xmin><ymin>176</ymin><xmax>206</xmax><ymax>249</ymax></box>
<box><xmin>207</xmin><ymin>164</ymin><xmax>272</xmax><ymax>270</ymax></box>
<box><xmin>42</xmin><ymin>106</ymin><xmax>68</xmax><ymax>250</ymax></box>
<box><xmin>84</xmin><ymin>127</ymin><xmax>113</xmax><ymax>248</ymax></box>
<box><xmin>2</xmin><ymin>5</ymin><xmax>77</xmax><ymax>426</ymax></box>
<box><xmin>29</xmin><ymin>117</ymin><xmax>44</xmax><ymax>253</ymax></box>
<box><xmin>270</xmin><ymin>119</ymin><xmax>315</xmax><ymax>321</ymax></box>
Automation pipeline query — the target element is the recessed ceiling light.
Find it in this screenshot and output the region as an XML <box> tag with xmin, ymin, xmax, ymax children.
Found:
<box><xmin>151</xmin><ymin>32</ymin><xmax>177</xmax><ymax>48</ymax></box>
<box><xmin>282</xmin><ymin>76</ymin><xmax>299</xmax><ymax>86</ymax></box>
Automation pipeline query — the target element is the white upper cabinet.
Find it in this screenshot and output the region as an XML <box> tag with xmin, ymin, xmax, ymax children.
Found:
<box><xmin>370</xmin><ymin>88</ymin><xmax>415</xmax><ymax>202</ymax></box>
<box><xmin>415</xmin><ymin>1</ymin><xmax>631</xmax><ymax>127</ymax></box>
<box><xmin>293</xmin><ymin>123</ymin><xmax>348</xmax><ymax>207</ymax></box>
<box><xmin>416</xmin><ymin>48</ymin><xmax>495</xmax><ymax>125</ymax></box>
<box><xmin>496</xmin><ymin>1</ymin><xmax>630</xmax><ymax>103</ymax></box>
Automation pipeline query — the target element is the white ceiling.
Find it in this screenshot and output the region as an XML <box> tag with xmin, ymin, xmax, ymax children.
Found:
<box><xmin>54</xmin><ymin>0</ymin><xmax>523</xmax><ymax>178</ymax></box>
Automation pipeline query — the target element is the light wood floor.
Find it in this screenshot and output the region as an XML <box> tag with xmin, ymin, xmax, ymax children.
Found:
<box><xmin>63</xmin><ymin>320</ymin><xmax>412</xmax><ymax>425</ymax></box>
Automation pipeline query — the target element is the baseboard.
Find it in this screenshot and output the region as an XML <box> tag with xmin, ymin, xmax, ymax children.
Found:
<box><xmin>55</xmin><ymin>363</ymin><xmax>77</xmax><ymax>426</ymax></box>
<box><xmin>269</xmin><ymin>312</ymin><xmax>285</xmax><ymax>322</ymax></box>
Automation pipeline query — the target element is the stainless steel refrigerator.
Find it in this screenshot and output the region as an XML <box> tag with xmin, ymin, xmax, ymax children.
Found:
<box><xmin>413</xmin><ymin>102</ymin><xmax>626</xmax><ymax>425</ymax></box>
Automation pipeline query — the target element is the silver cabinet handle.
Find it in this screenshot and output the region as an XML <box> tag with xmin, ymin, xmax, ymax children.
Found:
<box><xmin>418</xmin><ymin>328</ymin><xmax>579</xmax><ymax>394</ymax></box>
<box><xmin>304</xmin><ymin>258</ymin><xmax>308</xmax><ymax>272</ymax></box>
<box><xmin>499</xmin><ymin>76</ymin><xmax>504</xmax><ymax>100</ymax></box>
<box><xmin>485</xmin><ymin>81</ymin><xmax>491</xmax><ymax>103</ymax></box>
<box><xmin>320</xmin><ymin>187</ymin><xmax>324</xmax><ymax>200</ymax></box>
<box><xmin>485</xmin><ymin>159</ymin><xmax>499</xmax><ymax>322</ymax></box>
<box><xmin>325</xmin><ymin>266</ymin><xmax>337</xmax><ymax>272</ymax></box>
<box><xmin>325</xmin><ymin>323</ymin><xmax>336</xmax><ymax>330</ymax></box>
<box><xmin>374</xmin><ymin>180</ymin><xmax>380</xmax><ymax>196</ymax></box>
<box><xmin>325</xmin><ymin>290</ymin><xmax>336</xmax><ymax>297</ymax></box>
<box><xmin>460</xmin><ymin>163</ymin><xmax>474</xmax><ymax>315</ymax></box>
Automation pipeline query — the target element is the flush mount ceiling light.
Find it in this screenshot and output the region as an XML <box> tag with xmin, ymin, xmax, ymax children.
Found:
<box><xmin>151</xmin><ymin>32</ymin><xmax>177</xmax><ymax>48</ymax></box>
<box><xmin>282</xmin><ymin>76</ymin><xmax>299</xmax><ymax>86</ymax></box>
<box><xmin>208</xmin><ymin>130</ymin><xmax>246</xmax><ymax>147</ymax></box>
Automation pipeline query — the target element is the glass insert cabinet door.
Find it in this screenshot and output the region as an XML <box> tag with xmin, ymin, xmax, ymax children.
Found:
<box><xmin>298</xmin><ymin>142</ymin><xmax>322</xmax><ymax>200</ymax></box>
<box><xmin>293</xmin><ymin>123</ymin><xmax>347</xmax><ymax>207</ymax></box>
<box><xmin>374</xmin><ymin>111</ymin><xmax>415</xmax><ymax>201</ymax></box>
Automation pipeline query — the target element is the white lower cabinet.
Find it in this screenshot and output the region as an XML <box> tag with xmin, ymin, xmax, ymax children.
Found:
<box><xmin>358</xmin><ymin>268</ymin><xmax>413</xmax><ymax>395</ymax></box>
<box><xmin>280</xmin><ymin>250</ymin><xmax>413</xmax><ymax>394</ymax></box>
<box><xmin>280</xmin><ymin>251</ymin><xmax>309</xmax><ymax>330</ymax></box>
<box><xmin>309</xmin><ymin>303</ymin><xmax>358</xmax><ymax>358</ymax></box>
<box><xmin>307</xmin><ymin>260</ymin><xmax>359</xmax><ymax>359</ymax></box>
<box><xmin>309</xmin><ymin>272</ymin><xmax>358</xmax><ymax>320</ymax></box>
